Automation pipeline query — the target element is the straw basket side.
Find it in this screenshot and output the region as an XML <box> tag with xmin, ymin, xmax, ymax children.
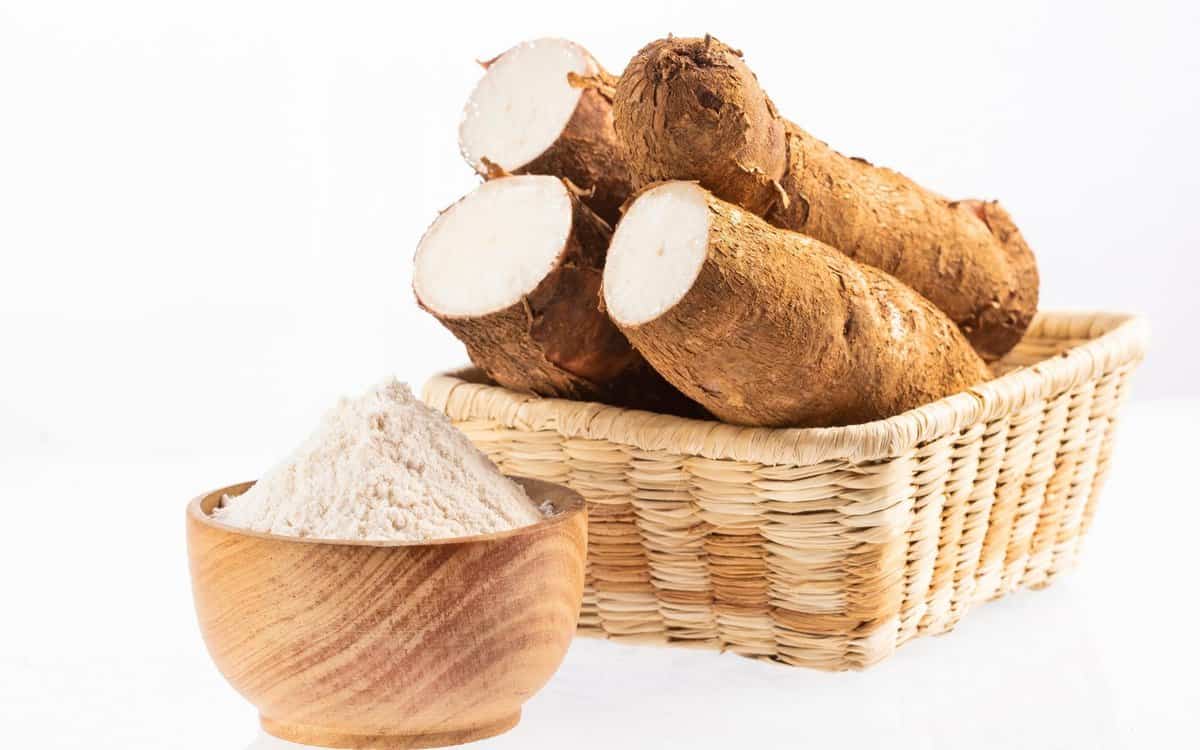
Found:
<box><xmin>423</xmin><ymin>311</ymin><xmax>1148</xmax><ymax>670</ymax></box>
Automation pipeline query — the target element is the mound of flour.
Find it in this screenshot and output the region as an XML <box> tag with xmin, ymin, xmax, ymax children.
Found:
<box><xmin>215</xmin><ymin>379</ymin><xmax>542</xmax><ymax>541</ymax></box>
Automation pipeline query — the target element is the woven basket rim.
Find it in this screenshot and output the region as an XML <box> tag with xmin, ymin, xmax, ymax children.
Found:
<box><xmin>422</xmin><ymin>310</ymin><xmax>1149</xmax><ymax>465</ymax></box>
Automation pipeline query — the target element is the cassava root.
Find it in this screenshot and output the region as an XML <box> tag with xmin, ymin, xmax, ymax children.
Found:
<box><xmin>613</xmin><ymin>35</ymin><xmax>1039</xmax><ymax>360</ymax></box>
<box><xmin>459</xmin><ymin>38</ymin><xmax>633</xmax><ymax>225</ymax></box>
<box><xmin>602</xmin><ymin>182</ymin><xmax>992</xmax><ymax>427</ymax></box>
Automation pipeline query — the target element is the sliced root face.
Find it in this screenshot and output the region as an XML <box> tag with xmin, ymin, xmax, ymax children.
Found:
<box><xmin>459</xmin><ymin>38</ymin><xmax>592</xmax><ymax>175</ymax></box>
<box><xmin>414</xmin><ymin>175</ymin><xmax>573</xmax><ymax>318</ymax></box>
<box><xmin>603</xmin><ymin>182</ymin><xmax>711</xmax><ymax>326</ymax></box>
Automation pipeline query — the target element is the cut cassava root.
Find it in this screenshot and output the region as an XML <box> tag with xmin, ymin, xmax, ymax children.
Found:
<box><xmin>414</xmin><ymin>175</ymin><xmax>699</xmax><ymax>415</ymax></box>
<box><xmin>459</xmin><ymin>38</ymin><xmax>632</xmax><ymax>225</ymax></box>
<box><xmin>613</xmin><ymin>36</ymin><xmax>1039</xmax><ymax>361</ymax></box>
<box><xmin>603</xmin><ymin>182</ymin><xmax>992</xmax><ymax>428</ymax></box>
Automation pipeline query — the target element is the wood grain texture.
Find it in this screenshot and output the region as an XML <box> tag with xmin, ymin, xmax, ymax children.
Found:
<box><xmin>187</xmin><ymin>478</ymin><xmax>587</xmax><ymax>749</ymax></box>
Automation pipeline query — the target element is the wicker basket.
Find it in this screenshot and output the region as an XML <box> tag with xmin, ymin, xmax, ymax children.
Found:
<box><xmin>423</xmin><ymin>311</ymin><xmax>1148</xmax><ymax>670</ymax></box>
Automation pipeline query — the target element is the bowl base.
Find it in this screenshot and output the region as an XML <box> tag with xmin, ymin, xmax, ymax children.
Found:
<box><xmin>261</xmin><ymin>711</ymin><xmax>521</xmax><ymax>749</ymax></box>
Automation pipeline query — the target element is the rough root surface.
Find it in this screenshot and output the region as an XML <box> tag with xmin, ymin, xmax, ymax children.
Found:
<box><xmin>610</xmin><ymin>186</ymin><xmax>993</xmax><ymax>428</ymax></box>
<box><xmin>522</xmin><ymin>73</ymin><xmax>634</xmax><ymax>226</ymax></box>
<box><xmin>613</xmin><ymin>35</ymin><xmax>1038</xmax><ymax>360</ymax></box>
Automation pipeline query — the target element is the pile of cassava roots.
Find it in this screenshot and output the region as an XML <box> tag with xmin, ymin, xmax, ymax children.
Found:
<box><xmin>414</xmin><ymin>36</ymin><xmax>1039</xmax><ymax>428</ymax></box>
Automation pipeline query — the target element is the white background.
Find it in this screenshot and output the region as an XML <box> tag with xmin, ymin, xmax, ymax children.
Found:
<box><xmin>1</xmin><ymin>1</ymin><xmax>1197</xmax><ymax>748</ymax></box>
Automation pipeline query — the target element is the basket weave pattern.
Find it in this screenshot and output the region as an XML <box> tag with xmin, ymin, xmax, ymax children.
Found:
<box><xmin>424</xmin><ymin>312</ymin><xmax>1147</xmax><ymax>670</ymax></box>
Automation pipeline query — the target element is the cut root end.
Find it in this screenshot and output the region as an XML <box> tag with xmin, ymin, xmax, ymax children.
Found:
<box><xmin>459</xmin><ymin>38</ymin><xmax>593</xmax><ymax>174</ymax></box>
<box><xmin>414</xmin><ymin>176</ymin><xmax>573</xmax><ymax>318</ymax></box>
<box><xmin>603</xmin><ymin>182</ymin><xmax>711</xmax><ymax>326</ymax></box>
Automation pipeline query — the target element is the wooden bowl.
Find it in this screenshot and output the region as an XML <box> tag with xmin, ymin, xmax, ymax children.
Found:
<box><xmin>186</xmin><ymin>477</ymin><xmax>587</xmax><ymax>749</ymax></box>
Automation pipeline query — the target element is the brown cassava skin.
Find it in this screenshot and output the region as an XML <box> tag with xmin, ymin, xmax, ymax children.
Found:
<box><xmin>613</xmin><ymin>36</ymin><xmax>1039</xmax><ymax>361</ymax></box>
<box><xmin>609</xmin><ymin>188</ymin><xmax>992</xmax><ymax>428</ymax></box>
<box><xmin>470</xmin><ymin>44</ymin><xmax>633</xmax><ymax>226</ymax></box>
<box><xmin>416</xmin><ymin>182</ymin><xmax>701</xmax><ymax>416</ymax></box>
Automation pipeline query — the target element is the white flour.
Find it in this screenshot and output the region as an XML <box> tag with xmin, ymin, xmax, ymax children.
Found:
<box><xmin>214</xmin><ymin>379</ymin><xmax>542</xmax><ymax>541</ymax></box>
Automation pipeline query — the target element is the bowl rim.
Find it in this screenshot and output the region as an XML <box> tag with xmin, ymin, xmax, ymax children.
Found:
<box><xmin>188</xmin><ymin>475</ymin><xmax>586</xmax><ymax>548</ymax></box>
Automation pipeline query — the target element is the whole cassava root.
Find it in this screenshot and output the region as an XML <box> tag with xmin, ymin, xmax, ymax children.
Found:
<box><xmin>602</xmin><ymin>182</ymin><xmax>991</xmax><ymax>428</ymax></box>
<box><xmin>613</xmin><ymin>35</ymin><xmax>1039</xmax><ymax>361</ymax></box>
<box><xmin>413</xmin><ymin>175</ymin><xmax>700</xmax><ymax>416</ymax></box>
<box><xmin>459</xmin><ymin>38</ymin><xmax>633</xmax><ymax>225</ymax></box>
